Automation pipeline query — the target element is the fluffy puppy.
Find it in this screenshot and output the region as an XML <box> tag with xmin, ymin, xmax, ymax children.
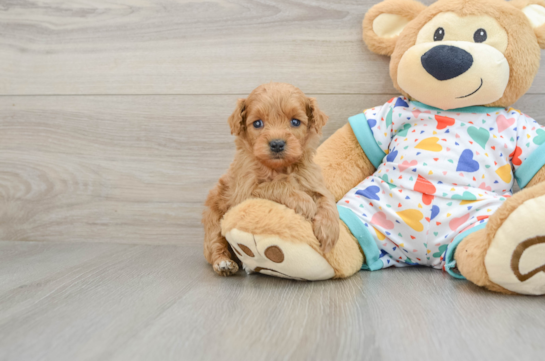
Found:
<box><xmin>202</xmin><ymin>83</ymin><xmax>340</xmax><ymax>276</ymax></box>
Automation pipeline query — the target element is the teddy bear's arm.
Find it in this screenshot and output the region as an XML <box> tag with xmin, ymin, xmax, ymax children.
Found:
<box><xmin>314</xmin><ymin>123</ymin><xmax>376</xmax><ymax>202</ymax></box>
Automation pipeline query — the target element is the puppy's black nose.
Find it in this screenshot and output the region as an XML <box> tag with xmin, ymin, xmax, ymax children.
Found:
<box><xmin>269</xmin><ymin>139</ymin><xmax>286</xmax><ymax>153</ymax></box>
<box><xmin>421</xmin><ymin>45</ymin><xmax>473</xmax><ymax>81</ymax></box>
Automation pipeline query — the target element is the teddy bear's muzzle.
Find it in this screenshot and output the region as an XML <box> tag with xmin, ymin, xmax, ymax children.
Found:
<box><xmin>421</xmin><ymin>45</ymin><xmax>474</xmax><ymax>81</ymax></box>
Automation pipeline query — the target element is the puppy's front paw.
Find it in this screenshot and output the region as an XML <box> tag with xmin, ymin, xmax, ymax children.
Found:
<box><xmin>213</xmin><ymin>258</ymin><xmax>239</xmax><ymax>276</ymax></box>
<box><xmin>288</xmin><ymin>194</ymin><xmax>317</xmax><ymax>220</ymax></box>
<box><xmin>290</xmin><ymin>203</ymin><xmax>315</xmax><ymax>221</ymax></box>
<box><xmin>313</xmin><ymin>215</ymin><xmax>340</xmax><ymax>254</ymax></box>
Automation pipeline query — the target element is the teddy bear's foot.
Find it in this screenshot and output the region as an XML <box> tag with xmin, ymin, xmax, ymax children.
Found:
<box><xmin>220</xmin><ymin>198</ymin><xmax>364</xmax><ymax>281</ymax></box>
<box><xmin>225</xmin><ymin>228</ymin><xmax>335</xmax><ymax>281</ymax></box>
<box><xmin>456</xmin><ymin>182</ymin><xmax>545</xmax><ymax>295</ymax></box>
<box><xmin>485</xmin><ymin>189</ymin><xmax>545</xmax><ymax>295</ymax></box>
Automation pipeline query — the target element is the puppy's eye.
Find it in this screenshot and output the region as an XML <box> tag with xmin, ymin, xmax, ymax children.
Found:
<box><xmin>474</xmin><ymin>28</ymin><xmax>487</xmax><ymax>43</ymax></box>
<box><xmin>253</xmin><ymin>120</ymin><xmax>264</xmax><ymax>129</ymax></box>
<box><xmin>434</xmin><ymin>27</ymin><xmax>445</xmax><ymax>41</ymax></box>
<box><xmin>291</xmin><ymin>119</ymin><xmax>301</xmax><ymax>127</ymax></box>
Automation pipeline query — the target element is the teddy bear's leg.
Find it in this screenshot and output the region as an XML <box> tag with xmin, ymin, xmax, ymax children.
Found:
<box><xmin>220</xmin><ymin>198</ymin><xmax>364</xmax><ymax>281</ymax></box>
<box><xmin>454</xmin><ymin>182</ymin><xmax>545</xmax><ymax>295</ymax></box>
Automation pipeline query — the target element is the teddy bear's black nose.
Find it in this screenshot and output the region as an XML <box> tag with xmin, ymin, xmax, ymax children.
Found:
<box><xmin>421</xmin><ymin>45</ymin><xmax>474</xmax><ymax>81</ymax></box>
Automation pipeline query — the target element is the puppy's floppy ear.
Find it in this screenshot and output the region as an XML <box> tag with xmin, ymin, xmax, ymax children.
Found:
<box><xmin>363</xmin><ymin>0</ymin><xmax>426</xmax><ymax>56</ymax></box>
<box><xmin>512</xmin><ymin>0</ymin><xmax>545</xmax><ymax>49</ymax></box>
<box><xmin>306</xmin><ymin>97</ymin><xmax>328</xmax><ymax>132</ymax></box>
<box><xmin>228</xmin><ymin>98</ymin><xmax>246</xmax><ymax>135</ymax></box>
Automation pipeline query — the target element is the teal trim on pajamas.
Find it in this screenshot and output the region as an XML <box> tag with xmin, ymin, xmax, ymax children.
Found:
<box><xmin>348</xmin><ymin>113</ymin><xmax>386</xmax><ymax>169</ymax></box>
<box><xmin>411</xmin><ymin>101</ymin><xmax>505</xmax><ymax>114</ymax></box>
<box><xmin>515</xmin><ymin>142</ymin><xmax>545</xmax><ymax>189</ymax></box>
<box><xmin>444</xmin><ymin>223</ymin><xmax>487</xmax><ymax>279</ymax></box>
<box><xmin>338</xmin><ymin>205</ymin><xmax>383</xmax><ymax>271</ymax></box>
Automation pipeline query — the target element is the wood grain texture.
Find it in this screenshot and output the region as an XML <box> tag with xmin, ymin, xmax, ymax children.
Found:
<box><xmin>1</xmin><ymin>1</ymin><xmax>545</xmax><ymax>360</ymax></box>
<box><xmin>1</xmin><ymin>94</ymin><xmax>543</xmax><ymax>244</ymax></box>
<box><xmin>0</xmin><ymin>241</ymin><xmax>543</xmax><ymax>361</ymax></box>
<box><xmin>0</xmin><ymin>93</ymin><xmax>390</xmax><ymax>244</ymax></box>
<box><xmin>3</xmin><ymin>0</ymin><xmax>545</xmax><ymax>95</ymax></box>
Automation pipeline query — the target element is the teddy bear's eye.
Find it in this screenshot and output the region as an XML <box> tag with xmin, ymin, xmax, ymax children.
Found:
<box><xmin>474</xmin><ymin>28</ymin><xmax>487</xmax><ymax>43</ymax></box>
<box><xmin>434</xmin><ymin>27</ymin><xmax>445</xmax><ymax>41</ymax></box>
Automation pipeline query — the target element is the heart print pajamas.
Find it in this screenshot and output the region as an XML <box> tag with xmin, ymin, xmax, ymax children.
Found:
<box><xmin>338</xmin><ymin>97</ymin><xmax>545</xmax><ymax>277</ymax></box>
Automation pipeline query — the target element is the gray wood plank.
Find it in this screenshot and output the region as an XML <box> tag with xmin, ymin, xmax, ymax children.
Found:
<box><xmin>0</xmin><ymin>241</ymin><xmax>543</xmax><ymax>361</ymax></box>
<box><xmin>6</xmin><ymin>0</ymin><xmax>545</xmax><ymax>95</ymax></box>
<box><xmin>1</xmin><ymin>94</ymin><xmax>543</xmax><ymax>245</ymax></box>
<box><xmin>0</xmin><ymin>93</ymin><xmax>391</xmax><ymax>245</ymax></box>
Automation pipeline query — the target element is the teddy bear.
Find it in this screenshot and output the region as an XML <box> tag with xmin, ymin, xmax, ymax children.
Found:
<box><xmin>218</xmin><ymin>0</ymin><xmax>545</xmax><ymax>296</ymax></box>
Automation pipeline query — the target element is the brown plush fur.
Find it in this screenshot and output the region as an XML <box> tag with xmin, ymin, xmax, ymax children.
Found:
<box><xmin>485</xmin><ymin>170</ymin><xmax>545</xmax><ymax>245</ymax></box>
<box><xmin>364</xmin><ymin>0</ymin><xmax>543</xmax><ymax>108</ymax></box>
<box><xmin>203</xmin><ymin>83</ymin><xmax>339</xmax><ymax>276</ymax></box>
<box><xmin>455</xmin><ymin>166</ymin><xmax>545</xmax><ymax>294</ymax></box>
<box><xmin>511</xmin><ymin>0</ymin><xmax>545</xmax><ymax>49</ymax></box>
<box><xmin>221</xmin><ymin>198</ymin><xmax>364</xmax><ymax>279</ymax></box>
<box><xmin>362</xmin><ymin>0</ymin><xmax>427</xmax><ymax>56</ymax></box>
<box><xmin>328</xmin><ymin>222</ymin><xmax>366</xmax><ymax>278</ymax></box>
<box><xmin>314</xmin><ymin>123</ymin><xmax>376</xmax><ymax>202</ymax></box>
<box><xmin>221</xmin><ymin>199</ymin><xmax>321</xmax><ymax>249</ymax></box>
<box><xmin>454</xmin><ymin>229</ymin><xmax>515</xmax><ymax>294</ymax></box>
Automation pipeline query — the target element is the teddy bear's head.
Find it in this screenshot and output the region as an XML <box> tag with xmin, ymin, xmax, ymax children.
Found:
<box><xmin>363</xmin><ymin>0</ymin><xmax>545</xmax><ymax>110</ymax></box>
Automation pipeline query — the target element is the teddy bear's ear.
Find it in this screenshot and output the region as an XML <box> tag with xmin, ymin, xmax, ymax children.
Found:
<box><xmin>512</xmin><ymin>0</ymin><xmax>545</xmax><ymax>49</ymax></box>
<box><xmin>363</xmin><ymin>0</ymin><xmax>427</xmax><ymax>56</ymax></box>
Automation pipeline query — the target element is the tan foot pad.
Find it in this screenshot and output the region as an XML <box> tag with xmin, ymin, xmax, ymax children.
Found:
<box><xmin>486</xmin><ymin>195</ymin><xmax>545</xmax><ymax>295</ymax></box>
<box><xmin>225</xmin><ymin>229</ymin><xmax>335</xmax><ymax>281</ymax></box>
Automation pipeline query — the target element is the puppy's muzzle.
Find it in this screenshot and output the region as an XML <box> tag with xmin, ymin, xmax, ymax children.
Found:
<box><xmin>269</xmin><ymin>139</ymin><xmax>286</xmax><ymax>153</ymax></box>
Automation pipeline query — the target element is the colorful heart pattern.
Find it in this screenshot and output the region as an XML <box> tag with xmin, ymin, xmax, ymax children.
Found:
<box><xmin>414</xmin><ymin>175</ymin><xmax>436</xmax><ymax>205</ymax></box>
<box><xmin>415</xmin><ymin>137</ymin><xmax>443</xmax><ymax>152</ymax></box>
<box><xmin>452</xmin><ymin>191</ymin><xmax>478</xmax><ymax>205</ymax></box>
<box><xmin>339</xmin><ymin>97</ymin><xmax>545</xmax><ymax>272</ymax></box>
<box><xmin>456</xmin><ymin>149</ymin><xmax>480</xmax><ymax>172</ymax></box>
<box><xmin>467</xmin><ymin>126</ymin><xmax>490</xmax><ymax>149</ymax></box>
<box><xmin>371</xmin><ymin>212</ymin><xmax>395</xmax><ymax>230</ymax></box>
<box><xmin>397</xmin><ymin>209</ymin><xmax>424</xmax><ymax>232</ymax></box>
<box><xmin>534</xmin><ymin>129</ymin><xmax>545</xmax><ymax>146</ymax></box>
<box><xmin>510</xmin><ymin>146</ymin><xmax>523</xmax><ymax>166</ymax></box>
<box><xmin>496</xmin><ymin>115</ymin><xmax>515</xmax><ymax>133</ymax></box>
<box><xmin>496</xmin><ymin>164</ymin><xmax>513</xmax><ymax>183</ymax></box>
<box><xmin>397</xmin><ymin>123</ymin><xmax>412</xmax><ymax>137</ymax></box>
<box><xmin>356</xmin><ymin>186</ymin><xmax>380</xmax><ymax>200</ymax></box>
<box><xmin>435</xmin><ymin>115</ymin><xmax>455</xmax><ymax>130</ymax></box>
<box><xmin>449</xmin><ymin>213</ymin><xmax>470</xmax><ymax>232</ymax></box>
<box><xmin>399</xmin><ymin>160</ymin><xmax>418</xmax><ymax>172</ymax></box>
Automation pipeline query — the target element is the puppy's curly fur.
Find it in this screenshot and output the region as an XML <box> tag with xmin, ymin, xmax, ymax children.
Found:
<box><xmin>202</xmin><ymin>83</ymin><xmax>340</xmax><ymax>276</ymax></box>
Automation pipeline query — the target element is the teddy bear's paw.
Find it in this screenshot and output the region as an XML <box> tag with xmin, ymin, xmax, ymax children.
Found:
<box><xmin>485</xmin><ymin>195</ymin><xmax>545</xmax><ymax>295</ymax></box>
<box><xmin>213</xmin><ymin>258</ymin><xmax>239</xmax><ymax>277</ymax></box>
<box><xmin>224</xmin><ymin>228</ymin><xmax>335</xmax><ymax>281</ymax></box>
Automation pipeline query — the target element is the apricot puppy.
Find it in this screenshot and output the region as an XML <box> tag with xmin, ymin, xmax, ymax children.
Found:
<box><xmin>202</xmin><ymin>83</ymin><xmax>340</xmax><ymax>276</ymax></box>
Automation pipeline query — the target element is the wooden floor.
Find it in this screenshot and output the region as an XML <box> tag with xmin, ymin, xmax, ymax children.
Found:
<box><xmin>0</xmin><ymin>1</ymin><xmax>544</xmax><ymax>360</ymax></box>
<box><xmin>1</xmin><ymin>241</ymin><xmax>544</xmax><ymax>361</ymax></box>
